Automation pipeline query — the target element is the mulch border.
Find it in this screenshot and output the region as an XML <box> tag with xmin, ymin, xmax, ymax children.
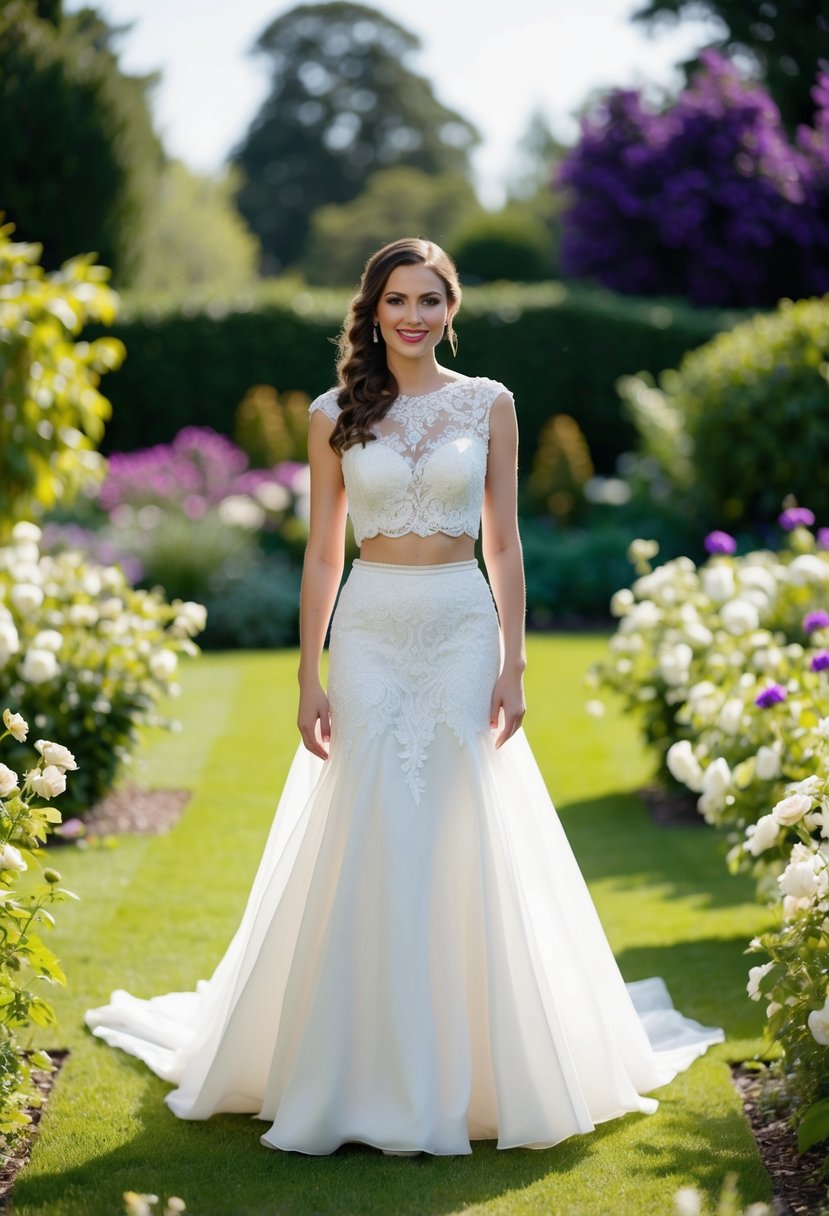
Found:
<box><xmin>0</xmin><ymin>1050</ymin><xmax>68</xmax><ymax>1210</ymax></box>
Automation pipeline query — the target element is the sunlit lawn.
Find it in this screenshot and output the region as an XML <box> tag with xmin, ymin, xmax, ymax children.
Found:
<box><xmin>10</xmin><ymin>637</ymin><xmax>774</xmax><ymax>1216</ymax></box>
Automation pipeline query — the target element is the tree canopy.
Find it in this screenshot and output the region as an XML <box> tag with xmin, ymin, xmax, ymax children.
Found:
<box><xmin>632</xmin><ymin>0</ymin><xmax>829</xmax><ymax>130</ymax></box>
<box><xmin>232</xmin><ymin>2</ymin><xmax>480</xmax><ymax>273</ymax></box>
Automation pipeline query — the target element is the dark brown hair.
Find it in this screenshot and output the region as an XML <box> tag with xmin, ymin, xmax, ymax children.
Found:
<box><xmin>329</xmin><ymin>237</ymin><xmax>462</xmax><ymax>454</ymax></box>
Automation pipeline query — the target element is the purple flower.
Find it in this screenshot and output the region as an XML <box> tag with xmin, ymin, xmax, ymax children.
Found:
<box><xmin>704</xmin><ymin>530</ymin><xmax>737</xmax><ymax>555</ymax></box>
<box><xmin>755</xmin><ymin>683</ymin><xmax>788</xmax><ymax>708</ymax></box>
<box><xmin>818</xmin><ymin>528</ymin><xmax>829</xmax><ymax>550</ymax></box>
<box><xmin>811</xmin><ymin>650</ymin><xmax>829</xmax><ymax>672</ymax></box>
<box><xmin>779</xmin><ymin>507</ymin><xmax>816</xmax><ymax>530</ymax></box>
<box><xmin>804</xmin><ymin>610</ymin><xmax>829</xmax><ymax>632</ymax></box>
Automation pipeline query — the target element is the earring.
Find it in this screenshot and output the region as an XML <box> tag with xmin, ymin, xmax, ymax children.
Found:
<box><xmin>372</xmin><ymin>322</ymin><xmax>379</xmax><ymax>344</ymax></box>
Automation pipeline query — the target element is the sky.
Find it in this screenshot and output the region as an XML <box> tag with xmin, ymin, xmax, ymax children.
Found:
<box><xmin>64</xmin><ymin>0</ymin><xmax>721</xmax><ymax>206</ymax></box>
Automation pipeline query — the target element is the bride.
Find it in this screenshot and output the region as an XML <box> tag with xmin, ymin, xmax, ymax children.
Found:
<box><xmin>85</xmin><ymin>236</ymin><xmax>723</xmax><ymax>1157</ymax></box>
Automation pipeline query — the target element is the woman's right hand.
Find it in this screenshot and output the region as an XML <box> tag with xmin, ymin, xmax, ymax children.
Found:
<box><xmin>297</xmin><ymin>681</ymin><xmax>331</xmax><ymax>759</ymax></box>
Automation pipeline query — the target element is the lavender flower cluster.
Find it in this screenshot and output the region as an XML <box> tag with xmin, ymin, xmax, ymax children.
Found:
<box><xmin>555</xmin><ymin>51</ymin><xmax>829</xmax><ymax>307</ymax></box>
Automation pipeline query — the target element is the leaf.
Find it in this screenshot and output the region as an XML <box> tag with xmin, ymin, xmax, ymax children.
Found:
<box><xmin>797</xmin><ymin>1096</ymin><xmax>829</xmax><ymax>1153</ymax></box>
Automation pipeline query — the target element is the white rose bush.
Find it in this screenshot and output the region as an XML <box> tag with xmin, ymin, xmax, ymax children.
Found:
<box><xmin>0</xmin><ymin>706</ymin><xmax>78</xmax><ymax>1146</ymax></box>
<box><xmin>0</xmin><ymin>521</ymin><xmax>206</xmax><ymax>815</ymax></box>
<box><xmin>593</xmin><ymin>507</ymin><xmax>829</xmax><ymax>1158</ymax></box>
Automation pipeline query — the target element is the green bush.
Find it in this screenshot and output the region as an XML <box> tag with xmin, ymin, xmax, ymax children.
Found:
<box><xmin>93</xmin><ymin>280</ymin><xmax>740</xmax><ymax>475</ymax></box>
<box><xmin>201</xmin><ymin>556</ymin><xmax>301</xmax><ymax>651</ymax></box>
<box><xmin>618</xmin><ymin>295</ymin><xmax>829</xmax><ymax>528</ymax></box>
<box><xmin>449</xmin><ymin>209</ymin><xmax>555</xmax><ymax>283</ymax></box>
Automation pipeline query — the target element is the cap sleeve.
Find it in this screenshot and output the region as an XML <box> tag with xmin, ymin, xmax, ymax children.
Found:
<box><xmin>308</xmin><ymin>388</ymin><xmax>340</xmax><ymax>422</ymax></box>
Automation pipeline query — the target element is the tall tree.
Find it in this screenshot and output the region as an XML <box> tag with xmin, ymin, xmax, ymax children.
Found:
<box><xmin>0</xmin><ymin>1</ymin><xmax>162</xmax><ymax>283</ymax></box>
<box><xmin>232</xmin><ymin>2</ymin><xmax>480</xmax><ymax>274</ymax></box>
<box><xmin>631</xmin><ymin>0</ymin><xmax>829</xmax><ymax>130</ymax></box>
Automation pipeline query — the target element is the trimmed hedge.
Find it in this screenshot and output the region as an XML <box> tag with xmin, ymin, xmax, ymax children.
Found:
<box><xmin>91</xmin><ymin>280</ymin><xmax>742</xmax><ymax>473</ymax></box>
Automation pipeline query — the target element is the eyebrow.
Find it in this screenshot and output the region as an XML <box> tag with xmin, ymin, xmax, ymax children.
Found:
<box><xmin>383</xmin><ymin>289</ymin><xmax>444</xmax><ymax>298</ymax></box>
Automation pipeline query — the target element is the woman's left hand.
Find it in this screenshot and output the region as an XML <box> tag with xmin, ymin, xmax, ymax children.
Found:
<box><xmin>490</xmin><ymin>670</ymin><xmax>526</xmax><ymax>749</ymax></box>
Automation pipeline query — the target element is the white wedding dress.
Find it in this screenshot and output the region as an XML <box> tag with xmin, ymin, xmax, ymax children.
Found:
<box><xmin>85</xmin><ymin>378</ymin><xmax>724</xmax><ymax>1156</ymax></box>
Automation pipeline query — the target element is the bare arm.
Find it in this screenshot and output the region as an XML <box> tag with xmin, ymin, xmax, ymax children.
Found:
<box><xmin>481</xmin><ymin>392</ymin><xmax>527</xmax><ymax>748</ymax></box>
<box><xmin>297</xmin><ymin>411</ymin><xmax>348</xmax><ymax>758</ymax></box>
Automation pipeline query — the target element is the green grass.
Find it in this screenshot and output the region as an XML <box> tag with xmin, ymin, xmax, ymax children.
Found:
<box><xmin>10</xmin><ymin>637</ymin><xmax>774</xmax><ymax>1216</ymax></box>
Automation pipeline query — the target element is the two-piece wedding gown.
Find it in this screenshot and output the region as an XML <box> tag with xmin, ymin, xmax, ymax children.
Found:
<box><xmin>85</xmin><ymin>377</ymin><xmax>724</xmax><ymax>1156</ymax></box>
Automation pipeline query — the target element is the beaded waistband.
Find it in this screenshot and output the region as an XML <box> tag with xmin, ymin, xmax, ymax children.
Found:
<box><xmin>351</xmin><ymin>558</ymin><xmax>479</xmax><ymax>575</ymax></box>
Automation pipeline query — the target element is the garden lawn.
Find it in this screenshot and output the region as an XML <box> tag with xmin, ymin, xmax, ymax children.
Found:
<box><xmin>11</xmin><ymin>637</ymin><xmax>774</xmax><ymax>1216</ymax></box>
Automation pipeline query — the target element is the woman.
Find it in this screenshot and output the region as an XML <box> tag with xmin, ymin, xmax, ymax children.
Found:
<box><xmin>86</xmin><ymin>237</ymin><xmax>723</xmax><ymax>1158</ymax></box>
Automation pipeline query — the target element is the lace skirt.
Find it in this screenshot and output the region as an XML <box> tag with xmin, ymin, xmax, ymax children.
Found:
<box><xmin>85</xmin><ymin>558</ymin><xmax>723</xmax><ymax>1156</ymax></box>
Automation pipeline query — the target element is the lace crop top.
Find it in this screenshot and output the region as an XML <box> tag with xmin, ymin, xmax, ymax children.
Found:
<box><xmin>307</xmin><ymin>376</ymin><xmax>512</xmax><ymax>544</ymax></box>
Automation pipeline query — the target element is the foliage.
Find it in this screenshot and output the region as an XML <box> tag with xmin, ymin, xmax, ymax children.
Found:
<box><xmin>525</xmin><ymin>414</ymin><xmax>594</xmax><ymax>522</ymax></box>
<box><xmin>0</xmin><ymin>223</ymin><xmax>124</xmax><ymax>536</ymax></box>
<box><xmin>95</xmin><ymin>280</ymin><xmax>740</xmax><ymax>475</ymax></box>
<box><xmin>128</xmin><ymin>162</ymin><xmax>260</xmax><ymax>296</ymax></box>
<box><xmin>0</xmin><ymin>705</ymin><xmax>77</xmax><ymax>1149</ymax></box>
<box><xmin>556</xmin><ymin>51</ymin><xmax>829</xmax><ymax>307</ymax></box>
<box><xmin>632</xmin><ymin>0</ymin><xmax>829</xmax><ymax>131</ymax></box>
<box><xmin>304</xmin><ymin>167</ymin><xmax>480</xmax><ymax>286</ymax></box>
<box><xmin>0</xmin><ymin>1</ymin><xmax>162</xmax><ymax>284</ymax></box>
<box><xmin>619</xmin><ymin>295</ymin><xmax>829</xmax><ymax>529</ymax></box>
<box><xmin>449</xmin><ymin>207</ymin><xmax>556</xmax><ymax>283</ymax></box>
<box><xmin>234</xmin><ymin>385</ymin><xmax>311</xmax><ymax>466</ymax></box>
<box><xmin>0</xmin><ymin>522</ymin><xmax>205</xmax><ymax>814</ymax></box>
<box><xmin>232</xmin><ymin>1</ymin><xmax>480</xmax><ymax>273</ymax></box>
<box><xmin>521</xmin><ymin>516</ymin><xmax>643</xmax><ymax>626</ymax></box>
<box><xmin>201</xmin><ymin>556</ymin><xmax>302</xmax><ymax>651</ymax></box>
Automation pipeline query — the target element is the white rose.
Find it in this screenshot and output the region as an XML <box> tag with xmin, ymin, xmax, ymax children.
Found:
<box><xmin>778</xmin><ymin>859</ymin><xmax>819</xmax><ymax>899</ymax></box>
<box><xmin>34</xmin><ymin>739</ymin><xmax>78</xmax><ymax>771</ymax></box>
<box><xmin>173</xmin><ymin>600</ymin><xmax>207</xmax><ymax>635</ymax></box>
<box><xmin>2</xmin><ymin>709</ymin><xmax>28</xmax><ymax>742</ymax></box>
<box><xmin>585</xmin><ymin>700</ymin><xmax>605</xmax><ymax>718</ymax></box>
<box><xmin>10</xmin><ymin>522</ymin><xmax>42</xmax><ymax>545</ymax></box>
<box><xmin>738</xmin><ymin>566</ymin><xmax>777</xmax><ymax>597</ymax></box>
<box><xmin>0</xmin><ymin>844</ymin><xmax>26</xmax><ymax>872</ymax></box>
<box><xmin>783</xmin><ymin>893</ymin><xmax>811</xmax><ymax>919</ymax></box>
<box><xmin>0</xmin><ymin>764</ymin><xmax>19</xmax><ymax>797</ymax></box>
<box><xmin>717</xmin><ymin>698</ymin><xmax>744</xmax><ymax>735</ymax></box>
<box><xmin>688</xmin><ymin>680</ymin><xmax>717</xmax><ymax>703</ymax></box>
<box><xmin>698</xmin><ymin>757</ymin><xmax>731</xmax><ymax>820</ymax></box>
<box><xmin>67</xmin><ymin>604</ymin><xmax>99</xmax><ymax>627</ymax></box>
<box><xmin>0</xmin><ymin>620</ymin><xmax>20</xmax><ymax>666</ymax></box>
<box><xmin>720</xmin><ymin>599</ymin><xmax>760</xmax><ymax>635</ymax></box>
<box><xmin>31</xmin><ymin>630</ymin><xmax>63</xmax><ymax>653</ymax></box>
<box><xmin>817</xmin><ymin>718</ymin><xmax>829</xmax><ymax>740</ymax></box>
<box><xmin>666</xmin><ymin>740</ymin><xmax>705</xmax><ymax>793</ymax></box>
<box><xmin>755</xmin><ymin>746</ymin><xmax>781</xmax><ymax>781</ymax></box>
<box><xmin>80</xmin><ymin>571</ymin><xmax>103</xmax><ymax>597</ymax></box>
<box><xmin>610</xmin><ymin>588</ymin><xmax>634</xmax><ymax>617</ymax></box>
<box><xmin>218</xmin><ymin>495</ymin><xmax>266</xmax><ymax>530</ymax></box>
<box><xmin>627</xmin><ymin>538</ymin><xmax>659</xmax><ymax>564</ymax></box>
<box><xmin>659</xmin><ymin>643</ymin><xmax>693</xmax><ymax>686</ymax></box>
<box><xmin>149</xmin><ymin>649</ymin><xmax>178</xmax><ymax>680</ymax></box>
<box><xmin>746</xmin><ymin>961</ymin><xmax>774</xmax><ymax>1001</ymax></box>
<box><xmin>620</xmin><ymin>600</ymin><xmax>662</xmax><ymax>632</ymax></box>
<box><xmin>789</xmin><ymin>554</ymin><xmax>829</xmax><ymax>585</ymax></box>
<box><xmin>808</xmin><ymin>997</ymin><xmax>829</xmax><ymax>1046</ymax></box>
<box><xmin>788</xmin><ymin>775</ymin><xmax>823</xmax><ymax>797</ymax></box>
<box><xmin>701</xmin><ymin>565</ymin><xmax>735</xmax><ymax>602</ymax></box>
<box><xmin>684</xmin><ymin>622</ymin><xmax>713</xmax><ymax>647</ymax></box>
<box><xmin>10</xmin><ymin>583</ymin><xmax>44</xmax><ymax>614</ymax></box>
<box><xmin>673</xmin><ymin>1187</ymin><xmax>703</xmax><ymax>1216</ymax></box>
<box><xmin>30</xmin><ymin>765</ymin><xmax>67</xmax><ymax>800</ymax></box>
<box><xmin>20</xmin><ymin>648</ymin><xmax>59</xmax><ymax>685</ymax></box>
<box><xmin>746</xmin><ymin>813</ymin><xmax>780</xmax><ymax>856</ymax></box>
<box><xmin>772</xmin><ymin>793</ymin><xmax>813</xmax><ymax>826</ymax></box>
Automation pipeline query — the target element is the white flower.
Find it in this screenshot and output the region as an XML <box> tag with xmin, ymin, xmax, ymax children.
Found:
<box><xmin>172</xmin><ymin>601</ymin><xmax>207</xmax><ymax>636</ymax></box>
<box><xmin>789</xmin><ymin>554</ymin><xmax>829</xmax><ymax>585</ymax></box>
<box><xmin>659</xmin><ymin>643</ymin><xmax>693</xmax><ymax>686</ymax></box>
<box><xmin>817</xmin><ymin>717</ymin><xmax>829</xmax><ymax>740</ymax></box>
<box><xmin>673</xmin><ymin>1187</ymin><xmax>702</xmax><ymax>1216</ymax></box>
<box><xmin>627</xmin><ymin>538</ymin><xmax>659</xmax><ymax>565</ymax></box>
<box><xmin>149</xmin><ymin>649</ymin><xmax>178</xmax><ymax>680</ymax></box>
<box><xmin>585</xmin><ymin>700</ymin><xmax>605</xmax><ymax>718</ymax></box>
<box><xmin>772</xmin><ymin>793</ymin><xmax>813</xmax><ymax>826</ymax></box>
<box><xmin>746</xmin><ymin>961</ymin><xmax>774</xmax><ymax>1001</ymax></box>
<box><xmin>253</xmin><ymin>481</ymin><xmax>290</xmax><ymax>512</ymax></box>
<box><xmin>746</xmin><ymin>813</ymin><xmax>780</xmax><ymax>856</ymax></box>
<box><xmin>684</xmin><ymin>622</ymin><xmax>713</xmax><ymax>647</ymax></box>
<box><xmin>2</xmin><ymin>709</ymin><xmax>27</xmax><ymax>742</ymax></box>
<box><xmin>31</xmin><ymin>629</ymin><xmax>63</xmax><ymax>653</ymax></box>
<box><xmin>754</xmin><ymin>746</ymin><xmax>781</xmax><ymax>781</ymax></box>
<box><xmin>620</xmin><ymin>600</ymin><xmax>662</xmax><ymax>632</ymax></box>
<box><xmin>666</xmin><ymin>740</ymin><xmax>705</xmax><ymax>793</ymax></box>
<box><xmin>702</xmin><ymin>757</ymin><xmax>731</xmax><ymax>802</ymax></box>
<box><xmin>701</xmin><ymin>565</ymin><xmax>735</xmax><ymax>602</ymax></box>
<box><xmin>610</xmin><ymin>588</ymin><xmax>634</xmax><ymax>617</ymax></box>
<box><xmin>0</xmin><ymin>764</ymin><xmax>19</xmax><ymax>797</ymax></box>
<box><xmin>0</xmin><ymin>620</ymin><xmax>20</xmax><ymax>665</ymax></box>
<box><xmin>783</xmin><ymin>893</ymin><xmax>811</xmax><ymax>919</ymax></box>
<box><xmin>67</xmin><ymin>604</ymin><xmax>99</xmax><ymax>627</ymax></box>
<box><xmin>808</xmin><ymin>997</ymin><xmax>829</xmax><ymax>1046</ymax></box>
<box><xmin>721</xmin><ymin>598</ymin><xmax>760</xmax><ymax>635</ymax></box>
<box><xmin>717</xmin><ymin>698</ymin><xmax>744</xmax><ymax>735</ymax></box>
<box><xmin>0</xmin><ymin>844</ymin><xmax>26</xmax><ymax>872</ymax></box>
<box><xmin>11</xmin><ymin>522</ymin><xmax>42</xmax><ymax>545</ymax></box>
<box><xmin>778</xmin><ymin>859</ymin><xmax>819</xmax><ymax>899</ymax></box>
<box><xmin>787</xmin><ymin>775</ymin><xmax>823</xmax><ymax>797</ymax></box>
<box><xmin>34</xmin><ymin>740</ymin><xmax>78</xmax><ymax>771</ymax></box>
<box><xmin>218</xmin><ymin>495</ymin><xmax>266</xmax><ymax>530</ymax></box>
<box><xmin>10</xmin><ymin>583</ymin><xmax>44</xmax><ymax>614</ymax></box>
<box><xmin>20</xmin><ymin>648</ymin><xmax>59</xmax><ymax>685</ymax></box>
<box><xmin>30</xmin><ymin>765</ymin><xmax>67</xmax><ymax>800</ymax></box>
<box><xmin>738</xmin><ymin>565</ymin><xmax>777</xmax><ymax>597</ymax></box>
<box><xmin>688</xmin><ymin>680</ymin><xmax>717</xmax><ymax>703</ymax></box>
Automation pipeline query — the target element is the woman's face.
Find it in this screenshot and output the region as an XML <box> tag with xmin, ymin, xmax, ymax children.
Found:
<box><xmin>374</xmin><ymin>264</ymin><xmax>452</xmax><ymax>362</ymax></box>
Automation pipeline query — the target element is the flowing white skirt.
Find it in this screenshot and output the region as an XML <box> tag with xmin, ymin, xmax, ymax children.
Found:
<box><xmin>85</xmin><ymin>558</ymin><xmax>724</xmax><ymax>1156</ymax></box>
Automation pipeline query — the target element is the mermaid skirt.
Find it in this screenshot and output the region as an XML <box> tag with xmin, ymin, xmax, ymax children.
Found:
<box><xmin>85</xmin><ymin>558</ymin><xmax>723</xmax><ymax>1156</ymax></box>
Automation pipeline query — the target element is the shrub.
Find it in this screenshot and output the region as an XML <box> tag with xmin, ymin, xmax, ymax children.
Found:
<box><xmin>449</xmin><ymin>209</ymin><xmax>555</xmax><ymax>283</ymax></box>
<box><xmin>0</xmin><ymin>222</ymin><xmax>124</xmax><ymax>535</ymax></box>
<box><xmin>525</xmin><ymin>413</ymin><xmax>594</xmax><ymax>523</ymax></box>
<box><xmin>0</xmin><ymin>522</ymin><xmax>205</xmax><ymax>814</ymax></box>
<box><xmin>556</xmin><ymin>52</ymin><xmax>829</xmax><ymax>308</ymax></box>
<box><xmin>234</xmin><ymin>386</ymin><xmax>311</xmax><ymax>466</ymax></box>
<box><xmin>0</xmin><ymin>706</ymin><xmax>77</xmax><ymax>1147</ymax></box>
<box><xmin>618</xmin><ymin>296</ymin><xmax>829</xmax><ymax>530</ymax></box>
<box><xmin>201</xmin><ymin>556</ymin><xmax>301</xmax><ymax>651</ymax></box>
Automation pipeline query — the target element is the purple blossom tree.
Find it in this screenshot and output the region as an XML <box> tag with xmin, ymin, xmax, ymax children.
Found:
<box><xmin>555</xmin><ymin>52</ymin><xmax>829</xmax><ymax>307</ymax></box>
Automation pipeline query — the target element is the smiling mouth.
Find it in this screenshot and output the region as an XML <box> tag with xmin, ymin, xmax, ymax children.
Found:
<box><xmin>397</xmin><ymin>330</ymin><xmax>428</xmax><ymax>342</ymax></box>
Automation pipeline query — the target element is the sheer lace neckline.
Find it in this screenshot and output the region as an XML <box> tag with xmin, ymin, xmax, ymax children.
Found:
<box><xmin>394</xmin><ymin>377</ymin><xmax>470</xmax><ymax>401</ymax></box>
